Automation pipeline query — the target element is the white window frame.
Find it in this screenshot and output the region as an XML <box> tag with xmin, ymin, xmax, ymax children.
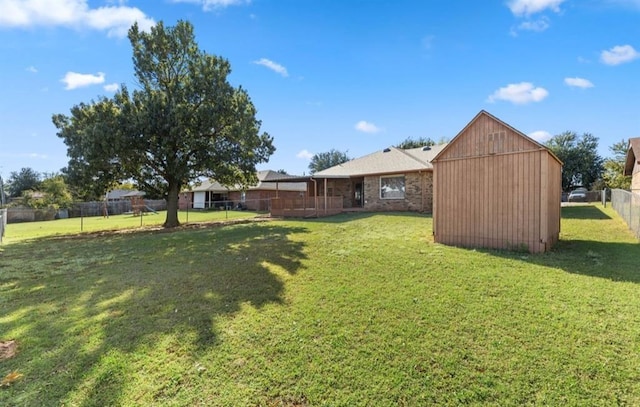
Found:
<box><xmin>380</xmin><ymin>175</ymin><xmax>405</xmax><ymax>199</ymax></box>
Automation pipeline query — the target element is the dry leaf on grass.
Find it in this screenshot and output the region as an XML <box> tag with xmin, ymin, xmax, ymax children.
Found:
<box><xmin>0</xmin><ymin>340</ymin><xmax>17</xmax><ymax>361</ymax></box>
<box><xmin>1</xmin><ymin>371</ymin><xmax>23</xmax><ymax>387</ymax></box>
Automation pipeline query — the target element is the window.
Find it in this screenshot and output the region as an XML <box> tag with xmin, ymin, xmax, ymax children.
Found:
<box><xmin>380</xmin><ymin>175</ymin><xmax>405</xmax><ymax>199</ymax></box>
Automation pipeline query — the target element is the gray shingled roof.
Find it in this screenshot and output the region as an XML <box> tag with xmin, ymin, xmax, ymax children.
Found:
<box><xmin>313</xmin><ymin>144</ymin><xmax>447</xmax><ymax>178</ymax></box>
<box><xmin>186</xmin><ymin>170</ymin><xmax>307</xmax><ymax>192</ymax></box>
<box><xmin>624</xmin><ymin>137</ymin><xmax>640</xmax><ymax>176</ymax></box>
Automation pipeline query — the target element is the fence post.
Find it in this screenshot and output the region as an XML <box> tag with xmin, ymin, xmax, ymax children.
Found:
<box><xmin>602</xmin><ymin>188</ymin><xmax>606</xmax><ymax>207</ymax></box>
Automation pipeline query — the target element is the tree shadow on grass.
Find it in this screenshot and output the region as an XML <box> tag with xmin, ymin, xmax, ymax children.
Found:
<box><xmin>532</xmin><ymin>238</ymin><xmax>640</xmax><ymax>283</ymax></box>
<box><xmin>302</xmin><ymin>210</ymin><xmax>430</xmax><ymax>224</ymax></box>
<box><xmin>481</xmin><ymin>236</ymin><xmax>640</xmax><ymax>284</ymax></box>
<box><xmin>561</xmin><ymin>205</ymin><xmax>612</xmax><ymax>220</ymax></box>
<box><xmin>0</xmin><ymin>222</ymin><xmax>308</xmax><ymax>406</ymax></box>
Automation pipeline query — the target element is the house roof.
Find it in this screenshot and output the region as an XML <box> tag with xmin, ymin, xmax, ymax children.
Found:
<box><xmin>313</xmin><ymin>144</ymin><xmax>448</xmax><ymax>178</ymax></box>
<box><xmin>431</xmin><ymin>110</ymin><xmax>562</xmax><ymax>165</ymax></box>
<box><xmin>624</xmin><ymin>137</ymin><xmax>640</xmax><ymax>176</ymax></box>
<box><xmin>106</xmin><ymin>189</ymin><xmax>137</xmax><ymax>200</ymax></box>
<box><xmin>122</xmin><ymin>190</ymin><xmax>145</xmax><ymax>198</ymax></box>
<box><xmin>185</xmin><ymin>170</ymin><xmax>307</xmax><ymax>192</ymax></box>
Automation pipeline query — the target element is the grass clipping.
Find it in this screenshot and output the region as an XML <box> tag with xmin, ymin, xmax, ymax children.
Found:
<box><xmin>1</xmin><ymin>340</ymin><xmax>22</xmax><ymax>388</ymax></box>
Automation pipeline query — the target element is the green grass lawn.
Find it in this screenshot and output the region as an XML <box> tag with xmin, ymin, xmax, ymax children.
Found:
<box><xmin>1</xmin><ymin>204</ymin><xmax>640</xmax><ymax>406</ymax></box>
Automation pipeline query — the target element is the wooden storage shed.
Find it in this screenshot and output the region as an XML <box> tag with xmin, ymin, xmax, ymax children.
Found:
<box><xmin>432</xmin><ymin>110</ymin><xmax>562</xmax><ymax>253</ymax></box>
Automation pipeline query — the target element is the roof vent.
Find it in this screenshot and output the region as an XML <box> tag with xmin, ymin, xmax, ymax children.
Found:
<box><xmin>383</xmin><ymin>147</ymin><xmax>391</xmax><ymax>153</ymax></box>
<box><xmin>422</xmin><ymin>146</ymin><xmax>431</xmax><ymax>151</ymax></box>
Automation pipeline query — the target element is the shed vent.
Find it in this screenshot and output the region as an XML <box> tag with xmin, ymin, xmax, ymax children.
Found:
<box><xmin>383</xmin><ymin>148</ymin><xmax>391</xmax><ymax>153</ymax></box>
<box><xmin>422</xmin><ymin>146</ymin><xmax>431</xmax><ymax>151</ymax></box>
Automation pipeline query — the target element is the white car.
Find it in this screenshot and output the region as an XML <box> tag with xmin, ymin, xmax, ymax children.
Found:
<box><xmin>568</xmin><ymin>188</ymin><xmax>588</xmax><ymax>202</ymax></box>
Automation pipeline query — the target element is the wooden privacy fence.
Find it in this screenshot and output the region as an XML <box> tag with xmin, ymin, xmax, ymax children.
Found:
<box><xmin>611</xmin><ymin>189</ymin><xmax>640</xmax><ymax>239</ymax></box>
<box><xmin>271</xmin><ymin>196</ymin><xmax>343</xmax><ymax>218</ymax></box>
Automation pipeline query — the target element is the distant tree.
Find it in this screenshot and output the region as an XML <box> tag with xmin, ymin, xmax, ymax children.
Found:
<box><xmin>19</xmin><ymin>174</ymin><xmax>73</xmax><ymax>209</ymax></box>
<box><xmin>7</xmin><ymin>167</ymin><xmax>41</xmax><ymax>197</ymax></box>
<box><xmin>276</xmin><ymin>169</ymin><xmax>289</xmax><ymax>175</ymax></box>
<box><xmin>602</xmin><ymin>139</ymin><xmax>631</xmax><ymax>190</ymax></box>
<box><xmin>53</xmin><ymin>21</ymin><xmax>274</xmax><ymax>227</ymax></box>
<box><xmin>546</xmin><ymin>131</ymin><xmax>604</xmax><ymax>191</ymax></box>
<box><xmin>394</xmin><ymin>136</ymin><xmax>436</xmax><ymax>149</ymax></box>
<box><xmin>308</xmin><ymin>149</ymin><xmax>351</xmax><ymax>174</ymax></box>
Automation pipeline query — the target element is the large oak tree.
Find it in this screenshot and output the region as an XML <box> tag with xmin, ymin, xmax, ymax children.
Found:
<box><xmin>308</xmin><ymin>149</ymin><xmax>351</xmax><ymax>174</ymax></box>
<box><xmin>602</xmin><ymin>139</ymin><xmax>631</xmax><ymax>190</ymax></box>
<box><xmin>53</xmin><ymin>21</ymin><xmax>274</xmax><ymax>227</ymax></box>
<box><xmin>545</xmin><ymin>131</ymin><xmax>603</xmax><ymax>191</ymax></box>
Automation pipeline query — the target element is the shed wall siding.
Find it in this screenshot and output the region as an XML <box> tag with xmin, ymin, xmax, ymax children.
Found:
<box><xmin>433</xmin><ymin>112</ymin><xmax>561</xmax><ymax>253</ymax></box>
<box><xmin>545</xmin><ymin>156</ymin><xmax>562</xmax><ymax>249</ymax></box>
<box><xmin>632</xmin><ymin>161</ymin><xmax>640</xmax><ymax>193</ymax></box>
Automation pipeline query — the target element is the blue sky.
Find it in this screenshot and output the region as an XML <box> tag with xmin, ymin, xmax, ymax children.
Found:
<box><xmin>0</xmin><ymin>0</ymin><xmax>639</xmax><ymax>179</ymax></box>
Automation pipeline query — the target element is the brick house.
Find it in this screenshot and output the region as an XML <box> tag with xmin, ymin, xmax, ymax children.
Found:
<box><xmin>180</xmin><ymin>170</ymin><xmax>307</xmax><ymax>211</ymax></box>
<box><xmin>308</xmin><ymin>144</ymin><xmax>447</xmax><ymax>213</ymax></box>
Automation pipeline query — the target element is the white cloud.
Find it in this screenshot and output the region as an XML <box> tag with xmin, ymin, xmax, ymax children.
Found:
<box><xmin>170</xmin><ymin>0</ymin><xmax>250</xmax><ymax>11</ymax></box>
<box><xmin>355</xmin><ymin>121</ymin><xmax>382</xmax><ymax>133</ymax></box>
<box><xmin>487</xmin><ymin>82</ymin><xmax>549</xmax><ymax>104</ymax></box>
<box><xmin>61</xmin><ymin>71</ymin><xmax>105</xmax><ymax>90</ymax></box>
<box><xmin>296</xmin><ymin>149</ymin><xmax>314</xmax><ymax>160</ymax></box>
<box><xmin>516</xmin><ymin>17</ymin><xmax>550</xmax><ymax>32</ymax></box>
<box><xmin>104</xmin><ymin>83</ymin><xmax>119</xmax><ymax>92</ymax></box>
<box><xmin>528</xmin><ymin>130</ymin><xmax>552</xmax><ymax>142</ymax></box>
<box><xmin>600</xmin><ymin>44</ymin><xmax>640</xmax><ymax>65</ymax></box>
<box><xmin>564</xmin><ymin>77</ymin><xmax>594</xmax><ymax>88</ymax></box>
<box><xmin>422</xmin><ymin>35</ymin><xmax>435</xmax><ymax>49</ymax></box>
<box><xmin>253</xmin><ymin>58</ymin><xmax>288</xmax><ymax>77</ymax></box>
<box><xmin>0</xmin><ymin>0</ymin><xmax>155</xmax><ymax>38</ymax></box>
<box><xmin>507</xmin><ymin>0</ymin><xmax>565</xmax><ymax>16</ymax></box>
<box><xmin>26</xmin><ymin>66</ymin><xmax>38</xmax><ymax>73</ymax></box>
<box><xmin>0</xmin><ymin>152</ymin><xmax>48</xmax><ymax>159</ymax></box>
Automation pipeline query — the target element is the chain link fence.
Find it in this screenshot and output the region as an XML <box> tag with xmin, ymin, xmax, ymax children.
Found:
<box><xmin>0</xmin><ymin>208</ymin><xmax>6</xmax><ymax>244</ymax></box>
<box><xmin>611</xmin><ymin>189</ymin><xmax>640</xmax><ymax>239</ymax></box>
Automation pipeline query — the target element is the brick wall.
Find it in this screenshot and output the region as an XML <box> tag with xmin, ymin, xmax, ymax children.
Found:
<box><xmin>316</xmin><ymin>179</ymin><xmax>355</xmax><ymax>208</ymax></box>
<box><xmin>362</xmin><ymin>171</ymin><xmax>433</xmax><ymax>212</ymax></box>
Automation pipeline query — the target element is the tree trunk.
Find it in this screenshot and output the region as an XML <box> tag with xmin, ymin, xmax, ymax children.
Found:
<box><xmin>164</xmin><ymin>181</ymin><xmax>181</xmax><ymax>228</ymax></box>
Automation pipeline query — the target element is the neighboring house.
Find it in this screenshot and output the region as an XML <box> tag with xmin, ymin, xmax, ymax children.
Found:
<box><xmin>180</xmin><ymin>170</ymin><xmax>307</xmax><ymax>211</ymax></box>
<box><xmin>624</xmin><ymin>137</ymin><xmax>640</xmax><ymax>193</ymax></box>
<box><xmin>310</xmin><ymin>144</ymin><xmax>447</xmax><ymax>213</ymax></box>
<box><xmin>431</xmin><ymin>110</ymin><xmax>562</xmax><ymax>253</ymax></box>
<box><xmin>106</xmin><ymin>189</ymin><xmax>142</xmax><ymax>201</ymax></box>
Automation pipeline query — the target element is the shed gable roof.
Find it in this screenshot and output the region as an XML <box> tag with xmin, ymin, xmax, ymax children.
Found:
<box><xmin>431</xmin><ymin>110</ymin><xmax>561</xmax><ymax>165</ymax></box>
<box><xmin>313</xmin><ymin>144</ymin><xmax>447</xmax><ymax>178</ymax></box>
<box><xmin>624</xmin><ymin>137</ymin><xmax>640</xmax><ymax>176</ymax></box>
